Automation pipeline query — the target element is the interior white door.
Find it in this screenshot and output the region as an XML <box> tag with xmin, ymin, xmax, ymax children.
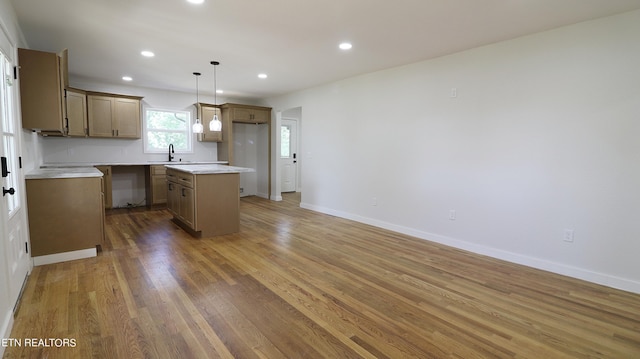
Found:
<box><xmin>1</xmin><ymin>48</ymin><xmax>30</xmax><ymax>311</ymax></box>
<box><xmin>280</xmin><ymin>119</ymin><xmax>298</xmax><ymax>193</ymax></box>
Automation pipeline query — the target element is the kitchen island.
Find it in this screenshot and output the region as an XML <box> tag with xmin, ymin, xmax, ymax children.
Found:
<box><xmin>165</xmin><ymin>164</ymin><xmax>254</xmax><ymax>238</ymax></box>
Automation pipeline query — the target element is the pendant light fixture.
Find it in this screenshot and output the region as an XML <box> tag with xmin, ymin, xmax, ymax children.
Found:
<box><xmin>192</xmin><ymin>72</ymin><xmax>204</xmax><ymax>134</ymax></box>
<box><xmin>209</xmin><ymin>61</ymin><xmax>222</xmax><ymax>132</ymax></box>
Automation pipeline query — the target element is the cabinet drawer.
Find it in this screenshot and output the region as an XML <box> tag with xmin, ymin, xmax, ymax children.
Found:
<box><xmin>151</xmin><ymin>165</ymin><xmax>166</xmax><ymax>175</ymax></box>
<box><xmin>167</xmin><ymin>169</ymin><xmax>194</xmax><ymax>188</ymax></box>
<box><xmin>166</xmin><ymin>169</ymin><xmax>178</xmax><ymax>182</ymax></box>
<box><xmin>177</xmin><ymin>173</ymin><xmax>195</xmax><ymax>188</ymax></box>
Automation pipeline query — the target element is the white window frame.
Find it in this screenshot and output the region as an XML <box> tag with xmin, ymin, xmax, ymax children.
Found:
<box><xmin>143</xmin><ymin>107</ymin><xmax>194</xmax><ymax>154</ymax></box>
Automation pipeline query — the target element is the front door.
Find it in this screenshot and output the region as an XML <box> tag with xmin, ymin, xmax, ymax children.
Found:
<box><xmin>280</xmin><ymin>119</ymin><xmax>298</xmax><ymax>193</ymax></box>
<box><xmin>1</xmin><ymin>47</ymin><xmax>30</xmax><ymax>311</ymax></box>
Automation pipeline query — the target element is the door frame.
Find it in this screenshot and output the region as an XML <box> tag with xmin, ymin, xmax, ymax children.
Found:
<box><xmin>280</xmin><ymin>118</ymin><xmax>299</xmax><ymax>193</ymax></box>
<box><xmin>273</xmin><ymin>107</ymin><xmax>302</xmax><ymax>201</ymax></box>
<box><xmin>0</xmin><ymin>26</ymin><xmax>32</xmax><ymax>347</ymax></box>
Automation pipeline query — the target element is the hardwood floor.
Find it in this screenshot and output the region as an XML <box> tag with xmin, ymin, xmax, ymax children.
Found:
<box><xmin>4</xmin><ymin>193</ymin><xmax>640</xmax><ymax>358</ymax></box>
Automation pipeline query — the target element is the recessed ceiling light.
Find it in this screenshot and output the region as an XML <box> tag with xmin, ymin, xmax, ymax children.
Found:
<box><xmin>187</xmin><ymin>0</ymin><xmax>204</xmax><ymax>3</ymax></box>
<box><xmin>141</xmin><ymin>50</ymin><xmax>155</xmax><ymax>57</ymax></box>
<box><xmin>216</xmin><ymin>89</ymin><xmax>224</xmax><ymax>94</ymax></box>
<box><xmin>122</xmin><ymin>76</ymin><xmax>133</xmax><ymax>81</ymax></box>
<box><xmin>258</xmin><ymin>73</ymin><xmax>268</xmax><ymax>79</ymax></box>
<box><xmin>339</xmin><ymin>42</ymin><xmax>353</xmax><ymax>50</ymax></box>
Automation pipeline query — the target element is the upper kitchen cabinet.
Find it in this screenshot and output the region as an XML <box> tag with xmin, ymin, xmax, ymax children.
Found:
<box><xmin>87</xmin><ymin>92</ymin><xmax>142</xmax><ymax>138</ymax></box>
<box><xmin>65</xmin><ymin>88</ymin><xmax>88</xmax><ymax>137</ymax></box>
<box><xmin>224</xmin><ymin>103</ymin><xmax>270</xmax><ymax>124</ymax></box>
<box><xmin>197</xmin><ymin>103</ymin><xmax>222</xmax><ymax>142</ymax></box>
<box><xmin>18</xmin><ymin>48</ymin><xmax>69</xmax><ymax>135</ymax></box>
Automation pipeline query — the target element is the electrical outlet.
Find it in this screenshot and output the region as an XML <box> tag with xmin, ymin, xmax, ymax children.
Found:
<box><xmin>239</xmin><ymin>187</ymin><xmax>244</xmax><ymax>193</ymax></box>
<box><xmin>449</xmin><ymin>209</ymin><xmax>456</xmax><ymax>220</ymax></box>
<box><xmin>563</xmin><ymin>229</ymin><xmax>574</xmax><ymax>242</ymax></box>
<box><xmin>372</xmin><ymin>197</ymin><xmax>377</xmax><ymax>206</ymax></box>
<box><xmin>451</xmin><ymin>88</ymin><xmax>457</xmax><ymax>98</ymax></box>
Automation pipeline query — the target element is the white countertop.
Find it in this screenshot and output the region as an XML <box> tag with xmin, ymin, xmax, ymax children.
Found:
<box><xmin>41</xmin><ymin>161</ymin><xmax>227</xmax><ymax>167</ymax></box>
<box><xmin>165</xmin><ymin>164</ymin><xmax>255</xmax><ymax>174</ymax></box>
<box><xmin>26</xmin><ymin>167</ymin><xmax>103</xmax><ymax>179</ymax></box>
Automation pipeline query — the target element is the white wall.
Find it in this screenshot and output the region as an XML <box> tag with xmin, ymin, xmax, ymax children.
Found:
<box><xmin>266</xmin><ymin>10</ymin><xmax>640</xmax><ymax>293</ymax></box>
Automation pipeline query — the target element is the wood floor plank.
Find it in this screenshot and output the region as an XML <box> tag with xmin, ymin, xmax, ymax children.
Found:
<box><xmin>4</xmin><ymin>193</ymin><xmax>640</xmax><ymax>358</ymax></box>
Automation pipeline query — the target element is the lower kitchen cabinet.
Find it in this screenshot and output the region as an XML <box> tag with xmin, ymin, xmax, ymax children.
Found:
<box><xmin>146</xmin><ymin>165</ymin><xmax>167</xmax><ymax>207</ymax></box>
<box><xmin>26</xmin><ymin>175</ymin><xmax>104</xmax><ymax>260</ymax></box>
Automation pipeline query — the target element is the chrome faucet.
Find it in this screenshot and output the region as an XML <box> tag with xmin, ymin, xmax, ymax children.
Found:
<box><xmin>168</xmin><ymin>143</ymin><xmax>174</xmax><ymax>162</ymax></box>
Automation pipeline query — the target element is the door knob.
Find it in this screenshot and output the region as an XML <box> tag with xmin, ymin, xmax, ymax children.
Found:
<box><xmin>3</xmin><ymin>187</ymin><xmax>15</xmax><ymax>196</ymax></box>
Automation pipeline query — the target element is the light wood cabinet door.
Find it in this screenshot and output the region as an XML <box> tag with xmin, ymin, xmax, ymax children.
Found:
<box><xmin>167</xmin><ymin>181</ymin><xmax>179</xmax><ymax>216</ymax></box>
<box><xmin>179</xmin><ymin>186</ymin><xmax>195</xmax><ymax>228</ymax></box>
<box><xmin>231</xmin><ymin>107</ymin><xmax>252</xmax><ymax>123</ymax></box>
<box><xmin>249</xmin><ymin>109</ymin><xmax>269</xmax><ymax>123</ymax></box>
<box><xmin>151</xmin><ymin>175</ymin><xmax>167</xmax><ymax>204</ymax></box>
<box><xmin>114</xmin><ymin>97</ymin><xmax>141</xmax><ymax>138</ymax></box>
<box><xmin>87</xmin><ymin>95</ymin><xmax>114</xmax><ymax>137</ymax></box>
<box><xmin>26</xmin><ymin>177</ymin><xmax>103</xmax><ymax>256</ymax></box>
<box><xmin>18</xmin><ymin>48</ymin><xmax>66</xmax><ymax>133</ymax></box>
<box><xmin>87</xmin><ymin>94</ymin><xmax>141</xmax><ymax>138</ymax></box>
<box><xmin>66</xmin><ymin>89</ymin><xmax>87</xmax><ymax>137</ymax></box>
<box><xmin>198</xmin><ymin>105</ymin><xmax>222</xmax><ymax>142</ymax></box>
<box><xmin>230</xmin><ymin>107</ymin><xmax>269</xmax><ymax>124</ymax></box>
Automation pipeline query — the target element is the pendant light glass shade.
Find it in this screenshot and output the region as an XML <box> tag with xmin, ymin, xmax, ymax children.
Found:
<box><xmin>193</xmin><ymin>120</ymin><xmax>204</xmax><ymax>133</ymax></box>
<box><xmin>192</xmin><ymin>72</ymin><xmax>204</xmax><ymax>134</ymax></box>
<box><xmin>209</xmin><ymin>114</ymin><xmax>222</xmax><ymax>131</ymax></box>
<box><xmin>209</xmin><ymin>61</ymin><xmax>222</xmax><ymax>132</ymax></box>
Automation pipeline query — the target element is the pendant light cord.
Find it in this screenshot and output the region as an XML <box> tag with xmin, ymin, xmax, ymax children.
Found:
<box><xmin>211</xmin><ymin>61</ymin><xmax>220</xmax><ymax>106</ymax></box>
<box><xmin>193</xmin><ymin>72</ymin><xmax>200</xmax><ymax>105</ymax></box>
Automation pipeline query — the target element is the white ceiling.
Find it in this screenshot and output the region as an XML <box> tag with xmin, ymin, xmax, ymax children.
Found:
<box><xmin>10</xmin><ymin>0</ymin><xmax>640</xmax><ymax>100</ymax></box>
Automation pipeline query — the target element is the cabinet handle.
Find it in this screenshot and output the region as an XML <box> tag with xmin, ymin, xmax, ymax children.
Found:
<box><xmin>181</xmin><ymin>188</ymin><xmax>186</xmax><ymax>197</ymax></box>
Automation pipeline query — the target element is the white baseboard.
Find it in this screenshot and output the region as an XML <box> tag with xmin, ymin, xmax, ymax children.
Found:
<box><xmin>300</xmin><ymin>202</ymin><xmax>640</xmax><ymax>294</ymax></box>
<box><xmin>33</xmin><ymin>248</ymin><xmax>97</xmax><ymax>266</ymax></box>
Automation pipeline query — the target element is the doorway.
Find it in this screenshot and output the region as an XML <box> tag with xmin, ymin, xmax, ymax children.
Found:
<box><xmin>280</xmin><ymin>118</ymin><xmax>298</xmax><ymax>193</ymax></box>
